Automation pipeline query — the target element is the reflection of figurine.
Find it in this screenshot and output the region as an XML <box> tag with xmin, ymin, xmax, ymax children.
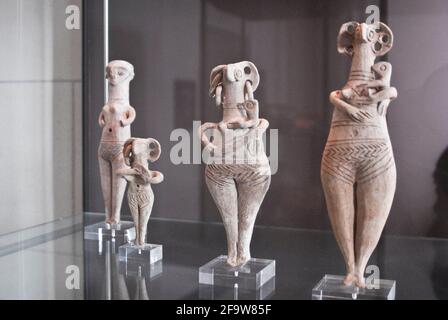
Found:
<box><xmin>117</xmin><ymin>138</ymin><xmax>163</xmax><ymax>246</ymax></box>
<box><xmin>98</xmin><ymin>60</ymin><xmax>136</xmax><ymax>225</ymax></box>
<box><xmin>133</xmin><ymin>277</ymin><xmax>150</xmax><ymax>300</ymax></box>
<box><xmin>321</xmin><ymin>22</ymin><xmax>398</xmax><ymax>287</ymax></box>
<box><xmin>431</xmin><ymin>147</ymin><xmax>448</xmax><ymax>299</ymax></box>
<box><xmin>431</xmin><ymin>147</ymin><xmax>448</xmax><ymax>238</ymax></box>
<box><xmin>199</xmin><ymin>61</ymin><xmax>271</xmax><ymax>267</ymax></box>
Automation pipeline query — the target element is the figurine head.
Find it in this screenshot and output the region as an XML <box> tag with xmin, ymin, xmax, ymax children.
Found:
<box><xmin>209</xmin><ymin>61</ymin><xmax>260</xmax><ymax>97</ymax></box>
<box><xmin>337</xmin><ymin>22</ymin><xmax>393</xmax><ymax>57</ymax></box>
<box><xmin>106</xmin><ymin>60</ymin><xmax>135</xmax><ymax>86</ymax></box>
<box><xmin>123</xmin><ymin>138</ymin><xmax>161</xmax><ymax>167</ymax></box>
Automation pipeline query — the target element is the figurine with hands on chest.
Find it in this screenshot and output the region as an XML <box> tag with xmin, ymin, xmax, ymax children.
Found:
<box><xmin>321</xmin><ymin>22</ymin><xmax>398</xmax><ymax>288</ymax></box>
<box><xmin>199</xmin><ymin>61</ymin><xmax>271</xmax><ymax>267</ymax></box>
<box><xmin>116</xmin><ymin>138</ymin><xmax>164</xmax><ymax>246</ymax></box>
<box><xmin>98</xmin><ymin>60</ymin><xmax>136</xmax><ymax>225</ymax></box>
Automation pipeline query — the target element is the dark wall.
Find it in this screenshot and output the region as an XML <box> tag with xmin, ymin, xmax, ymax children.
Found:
<box><xmin>84</xmin><ymin>0</ymin><xmax>448</xmax><ymax>238</ymax></box>
<box><xmin>385</xmin><ymin>0</ymin><xmax>448</xmax><ymax>237</ymax></box>
<box><xmin>83</xmin><ymin>0</ymin><xmax>106</xmax><ymax>215</ymax></box>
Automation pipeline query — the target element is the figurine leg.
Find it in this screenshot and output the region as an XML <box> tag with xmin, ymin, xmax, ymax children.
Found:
<box><xmin>205</xmin><ymin>166</ymin><xmax>238</xmax><ymax>266</ymax></box>
<box><xmin>128</xmin><ymin>199</ymin><xmax>140</xmax><ymax>245</ymax></box>
<box><xmin>354</xmin><ymin>165</ymin><xmax>396</xmax><ymax>287</ymax></box>
<box><xmin>321</xmin><ymin>172</ymin><xmax>356</xmax><ymax>285</ymax></box>
<box><xmin>138</xmin><ymin>201</ymin><xmax>153</xmax><ymax>246</ymax></box>
<box><xmin>98</xmin><ymin>157</ymin><xmax>112</xmax><ymax>222</ymax></box>
<box><xmin>110</xmin><ymin>156</ymin><xmax>127</xmax><ymax>225</ymax></box>
<box><xmin>236</xmin><ymin>172</ymin><xmax>271</xmax><ymax>266</ymax></box>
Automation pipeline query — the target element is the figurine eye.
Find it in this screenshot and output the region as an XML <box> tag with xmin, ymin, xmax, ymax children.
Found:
<box><xmin>118</xmin><ymin>71</ymin><xmax>125</xmax><ymax>76</ymax></box>
<box><xmin>347</xmin><ymin>24</ymin><xmax>356</xmax><ymax>33</ymax></box>
<box><xmin>244</xmin><ymin>66</ymin><xmax>251</xmax><ymax>75</ymax></box>
<box><xmin>381</xmin><ymin>34</ymin><xmax>389</xmax><ymax>43</ymax></box>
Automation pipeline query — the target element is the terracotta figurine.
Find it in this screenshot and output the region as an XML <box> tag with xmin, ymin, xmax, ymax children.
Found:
<box><xmin>199</xmin><ymin>61</ymin><xmax>271</xmax><ymax>267</ymax></box>
<box><xmin>98</xmin><ymin>60</ymin><xmax>136</xmax><ymax>225</ymax></box>
<box><xmin>117</xmin><ymin>138</ymin><xmax>163</xmax><ymax>246</ymax></box>
<box><xmin>321</xmin><ymin>22</ymin><xmax>397</xmax><ymax>287</ymax></box>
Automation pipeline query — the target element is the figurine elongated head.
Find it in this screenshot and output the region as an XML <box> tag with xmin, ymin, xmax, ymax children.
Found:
<box><xmin>123</xmin><ymin>138</ymin><xmax>161</xmax><ymax>167</ymax></box>
<box><xmin>209</xmin><ymin>61</ymin><xmax>260</xmax><ymax>97</ymax></box>
<box><xmin>106</xmin><ymin>60</ymin><xmax>135</xmax><ymax>86</ymax></box>
<box><xmin>337</xmin><ymin>22</ymin><xmax>393</xmax><ymax>57</ymax></box>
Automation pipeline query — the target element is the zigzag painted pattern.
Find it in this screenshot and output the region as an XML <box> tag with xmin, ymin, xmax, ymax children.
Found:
<box><xmin>206</xmin><ymin>164</ymin><xmax>271</xmax><ymax>188</ymax></box>
<box><xmin>321</xmin><ymin>139</ymin><xmax>394</xmax><ymax>184</ymax></box>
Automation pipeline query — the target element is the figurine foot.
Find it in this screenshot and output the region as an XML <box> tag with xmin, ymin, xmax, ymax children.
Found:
<box><xmin>105</xmin><ymin>218</ymin><xmax>120</xmax><ymax>226</ymax></box>
<box><xmin>343</xmin><ymin>273</ymin><xmax>357</xmax><ymax>286</ymax></box>
<box><xmin>236</xmin><ymin>254</ymin><xmax>250</xmax><ymax>266</ymax></box>
<box><xmin>227</xmin><ymin>255</ymin><xmax>238</xmax><ymax>267</ymax></box>
<box><xmin>354</xmin><ymin>274</ymin><xmax>366</xmax><ymax>288</ymax></box>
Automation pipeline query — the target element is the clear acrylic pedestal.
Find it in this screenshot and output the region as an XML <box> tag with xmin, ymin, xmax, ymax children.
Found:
<box><xmin>199</xmin><ymin>255</ymin><xmax>275</xmax><ymax>290</ymax></box>
<box><xmin>312</xmin><ymin>275</ymin><xmax>396</xmax><ymax>300</ymax></box>
<box><xmin>118</xmin><ymin>243</ymin><xmax>163</xmax><ymax>264</ymax></box>
<box><xmin>119</xmin><ymin>260</ymin><xmax>163</xmax><ymax>280</ymax></box>
<box><xmin>199</xmin><ymin>277</ymin><xmax>275</xmax><ymax>300</ymax></box>
<box><xmin>84</xmin><ymin>221</ymin><xmax>136</xmax><ymax>242</ymax></box>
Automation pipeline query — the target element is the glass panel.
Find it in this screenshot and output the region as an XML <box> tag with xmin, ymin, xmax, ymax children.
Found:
<box><xmin>0</xmin><ymin>0</ymin><xmax>83</xmax><ymax>299</ymax></box>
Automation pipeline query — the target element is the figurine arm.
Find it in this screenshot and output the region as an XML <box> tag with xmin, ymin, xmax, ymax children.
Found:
<box><xmin>362</xmin><ymin>79</ymin><xmax>388</xmax><ymax>88</ymax></box>
<box><xmin>257</xmin><ymin>118</ymin><xmax>269</xmax><ymax>131</ymax></box>
<box><xmin>148</xmin><ymin>171</ymin><xmax>164</xmax><ymax>184</ymax></box>
<box><xmin>198</xmin><ymin>122</ymin><xmax>218</xmax><ymax>150</ymax></box>
<box><xmin>377</xmin><ymin>99</ymin><xmax>391</xmax><ymax>116</ymax></box>
<box><xmin>330</xmin><ymin>90</ymin><xmax>374</xmax><ymax>122</ymax></box>
<box><xmin>330</xmin><ymin>90</ymin><xmax>357</xmax><ymax>113</ymax></box>
<box><xmin>116</xmin><ymin>167</ymin><xmax>138</xmax><ymax>182</ymax></box>
<box><xmin>98</xmin><ymin>110</ymin><xmax>106</xmax><ymax>127</ymax></box>
<box><xmin>369</xmin><ymin>87</ymin><xmax>398</xmax><ymax>103</ymax></box>
<box><xmin>120</xmin><ymin>106</ymin><xmax>136</xmax><ymax>127</ymax></box>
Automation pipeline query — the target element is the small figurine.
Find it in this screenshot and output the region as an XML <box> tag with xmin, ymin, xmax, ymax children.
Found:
<box><xmin>117</xmin><ymin>138</ymin><xmax>164</xmax><ymax>246</ymax></box>
<box><xmin>98</xmin><ymin>60</ymin><xmax>136</xmax><ymax>225</ymax></box>
<box><xmin>321</xmin><ymin>22</ymin><xmax>398</xmax><ymax>287</ymax></box>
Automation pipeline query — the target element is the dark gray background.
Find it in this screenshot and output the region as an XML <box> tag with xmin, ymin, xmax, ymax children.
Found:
<box><xmin>84</xmin><ymin>0</ymin><xmax>448</xmax><ymax>238</ymax></box>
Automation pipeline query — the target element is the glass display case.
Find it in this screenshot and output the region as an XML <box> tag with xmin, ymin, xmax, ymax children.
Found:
<box><xmin>1</xmin><ymin>0</ymin><xmax>448</xmax><ymax>301</ymax></box>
